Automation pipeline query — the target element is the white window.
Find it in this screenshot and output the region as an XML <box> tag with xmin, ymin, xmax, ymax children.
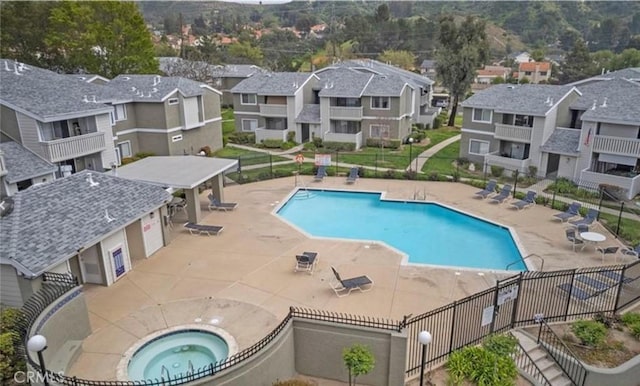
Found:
<box><xmin>472</xmin><ymin>108</ymin><xmax>492</xmax><ymax>123</ymax></box>
<box><xmin>117</xmin><ymin>141</ymin><xmax>132</xmax><ymax>158</ymax></box>
<box><xmin>110</xmin><ymin>104</ymin><xmax>127</xmax><ymax>125</ymax></box>
<box><xmin>371</xmin><ymin>96</ymin><xmax>390</xmax><ymax>109</ymax></box>
<box><xmin>469</xmin><ymin>139</ymin><xmax>490</xmax><ymax>155</ymax></box>
<box><xmin>370</xmin><ymin>124</ymin><xmax>390</xmax><ymax>138</ymax></box>
<box><xmin>241</xmin><ymin>93</ymin><xmax>257</xmax><ymax>105</ymax></box>
<box><xmin>171</xmin><ymin>134</ymin><xmax>183</xmax><ymax>142</ymax></box>
<box><xmin>241</xmin><ymin>119</ymin><xmax>258</xmax><ymax>132</ymax></box>
<box><xmin>168</xmin><ymin>98</ymin><xmax>179</xmax><ymax>105</ymax></box>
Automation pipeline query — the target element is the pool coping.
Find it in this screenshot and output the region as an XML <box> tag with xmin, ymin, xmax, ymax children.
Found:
<box><xmin>116</xmin><ymin>324</ymin><xmax>239</xmax><ymax>381</ymax></box>
<box><xmin>271</xmin><ymin>187</ymin><xmax>533</xmax><ymax>273</ymax></box>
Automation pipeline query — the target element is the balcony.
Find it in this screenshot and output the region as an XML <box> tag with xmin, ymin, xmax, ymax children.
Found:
<box><xmin>330</xmin><ymin>106</ymin><xmax>363</xmax><ymax>120</ymax></box>
<box><xmin>324</xmin><ymin>131</ymin><xmax>363</xmax><ymax>150</ymax></box>
<box><xmin>494</xmin><ymin>123</ymin><xmax>532</xmax><ymax>143</ymax></box>
<box><xmin>259</xmin><ymin>104</ymin><xmax>287</xmax><ymax>117</ymax></box>
<box><xmin>484</xmin><ymin>151</ymin><xmax>531</xmax><ymax>173</ymax></box>
<box><xmin>592</xmin><ymin>135</ymin><xmax>640</xmax><ymax>157</ymax></box>
<box><xmin>40</xmin><ymin>132</ymin><xmax>106</xmax><ymax>163</ymax></box>
<box><xmin>580</xmin><ymin>168</ymin><xmax>640</xmax><ymax>200</ymax></box>
<box><xmin>254</xmin><ymin>127</ymin><xmax>289</xmax><ymax>143</ymax></box>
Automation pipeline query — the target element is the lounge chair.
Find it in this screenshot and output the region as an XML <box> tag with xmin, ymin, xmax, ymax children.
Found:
<box><xmin>314</xmin><ymin>166</ymin><xmax>327</xmax><ymax>182</ymax></box>
<box><xmin>294</xmin><ymin>251</ymin><xmax>318</xmax><ymax>274</ymax></box>
<box><xmin>596</xmin><ymin>246</ymin><xmax>619</xmax><ymax>263</ymax></box>
<box><xmin>557</xmin><ymin>282</ymin><xmax>602</xmax><ymax>301</ymax></box>
<box><xmin>565</xmin><ymin>229</ymin><xmax>584</xmax><ymax>251</ymax></box>
<box><xmin>553</xmin><ymin>202</ymin><xmax>581</xmax><ymax>222</ymax></box>
<box><xmin>621</xmin><ymin>244</ymin><xmax>640</xmax><ymax>258</ymax></box>
<box><xmin>597</xmin><ymin>270</ymin><xmax>634</xmax><ymax>284</ymax></box>
<box><xmin>207</xmin><ymin>194</ymin><xmax>238</xmax><ymax>211</ymax></box>
<box><xmin>575</xmin><ymin>275</ymin><xmax>612</xmax><ymax>292</ymax></box>
<box><xmin>569</xmin><ymin>208</ymin><xmax>599</xmax><ymax>228</ymax></box>
<box><xmin>475</xmin><ymin>180</ymin><xmax>497</xmax><ymax>199</ymax></box>
<box><xmin>489</xmin><ymin>184</ymin><xmax>512</xmax><ymax>204</ymax></box>
<box><xmin>346</xmin><ymin>167</ymin><xmax>359</xmax><ymax>184</ymax></box>
<box><xmin>510</xmin><ymin>190</ymin><xmax>537</xmax><ymax>210</ymax></box>
<box><xmin>330</xmin><ymin>266</ymin><xmax>373</xmax><ymax>297</ymax></box>
<box><xmin>183</xmin><ymin>222</ymin><xmax>224</xmax><ymax>236</ymax></box>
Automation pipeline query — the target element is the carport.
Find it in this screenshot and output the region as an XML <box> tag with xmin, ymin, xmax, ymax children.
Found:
<box><xmin>114</xmin><ymin>156</ymin><xmax>238</xmax><ymax>224</ymax></box>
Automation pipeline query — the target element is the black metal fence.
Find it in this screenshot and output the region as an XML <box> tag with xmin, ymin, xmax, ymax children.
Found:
<box><xmin>536</xmin><ymin>319</ymin><xmax>588</xmax><ymax>386</ymax></box>
<box><xmin>404</xmin><ymin>261</ymin><xmax>640</xmax><ymax>377</ymax></box>
<box><xmin>510</xmin><ymin>334</ymin><xmax>553</xmax><ymax>386</ymax></box>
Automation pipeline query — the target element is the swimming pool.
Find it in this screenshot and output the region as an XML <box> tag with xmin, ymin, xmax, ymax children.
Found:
<box><xmin>276</xmin><ymin>189</ymin><xmax>526</xmax><ymax>271</ymax></box>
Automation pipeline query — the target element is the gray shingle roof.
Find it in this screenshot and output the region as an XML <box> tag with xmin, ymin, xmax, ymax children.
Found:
<box><xmin>460</xmin><ymin>84</ymin><xmax>576</xmax><ymax>116</ymax></box>
<box><xmin>315</xmin><ymin>68</ymin><xmax>372</xmax><ymax>97</ymax></box>
<box><xmin>102</xmin><ymin>75</ymin><xmax>206</xmax><ymax>102</ymax></box>
<box><xmin>0</xmin><ymin>141</ymin><xmax>56</xmax><ymax>184</ymax></box>
<box><xmin>0</xmin><ymin>59</ymin><xmax>114</xmax><ymax>121</ymax></box>
<box><xmin>231</xmin><ymin>72</ymin><xmax>313</xmax><ymax>96</ymax></box>
<box><xmin>540</xmin><ymin>128</ymin><xmax>581</xmax><ymax>155</ymax></box>
<box><xmin>0</xmin><ymin>170</ymin><xmax>171</xmax><ymax>276</ymax></box>
<box><xmin>158</xmin><ymin>57</ymin><xmax>263</xmax><ymax>79</ymax></box>
<box><xmin>336</xmin><ymin>59</ymin><xmax>434</xmax><ymax>87</ymax></box>
<box><xmin>296</xmin><ymin>104</ymin><xmax>321</xmax><ymax>124</ymax></box>
<box><xmin>364</xmin><ymin>73</ymin><xmax>411</xmax><ymax>96</ymax></box>
<box><xmin>577</xmin><ymin>79</ymin><xmax>640</xmax><ymax>124</ymax></box>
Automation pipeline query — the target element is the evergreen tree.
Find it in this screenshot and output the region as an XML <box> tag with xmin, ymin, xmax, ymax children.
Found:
<box><xmin>560</xmin><ymin>38</ymin><xmax>595</xmax><ymax>84</ymax></box>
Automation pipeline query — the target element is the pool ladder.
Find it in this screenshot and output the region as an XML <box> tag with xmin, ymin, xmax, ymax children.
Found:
<box><xmin>161</xmin><ymin>365</ymin><xmax>170</xmax><ymax>380</ymax></box>
<box><xmin>188</xmin><ymin>360</ymin><xmax>194</xmax><ymax>375</ymax></box>
<box><xmin>506</xmin><ymin>253</ymin><xmax>544</xmax><ymax>271</ymax></box>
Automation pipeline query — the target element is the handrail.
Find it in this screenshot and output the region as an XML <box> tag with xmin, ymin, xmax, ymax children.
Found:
<box><xmin>536</xmin><ymin>319</ymin><xmax>587</xmax><ymax>386</ymax></box>
<box><xmin>161</xmin><ymin>365</ymin><xmax>170</xmax><ymax>380</ymax></box>
<box><xmin>510</xmin><ymin>334</ymin><xmax>553</xmax><ymax>386</ymax></box>
<box><xmin>188</xmin><ymin>360</ymin><xmax>194</xmax><ymax>375</ymax></box>
<box><xmin>506</xmin><ymin>253</ymin><xmax>545</xmax><ymax>271</ymax></box>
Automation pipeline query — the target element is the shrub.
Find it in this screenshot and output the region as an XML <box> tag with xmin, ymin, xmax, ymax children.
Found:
<box><xmin>548</xmin><ymin>177</ymin><xmax>577</xmax><ymax>194</ymax></box>
<box><xmin>323</xmin><ymin>141</ymin><xmax>356</xmax><ymax>151</ymax></box>
<box><xmin>365</xmin><ymin>138</ymin><xmax>401</xmax><ymax>149</ymax></box>
<box><xmin>490</xmin><ymin>165</ymin><xmax>504</xmax><ymax>177</ymax></box>
<box><xmin>312</xmin><ymin>136</ymin><xmax>323</xmax><ymax>148</ymax></box>
<box><xmin>527</xmin><ymin>165</ymin><xmax>538</xmax><ymax>178</ymax></box>
<box><xmin>228</xmin><ymin>131</ymin><xmax>256</xmax><ymax>144</ymax></box>
<box><xmin>383</xmin><ymin>169</ymin><xmax>398</xmax><ymax>179</ymax></box>
<box><xmin>272</xmin><ymin>381</ymin><xmax>314</xmax><ymax>386</ymax></box>
<box><xmin>281</xmin><ymin>141</ymin><xmax>295</xmax><ymax>150</ymax></box>
<box><xmin>447</xmin><ymin>345</ymin><xmax>517</xmax><ymax>386</ymax></box>
<box><xmin>343</xmin><ymin>344</ymin><xmax>375</xmax><ymax>386</ymax></box>
<box><xmin>135</xmin><ymin>151</ymin><xmax>155</xmax><ymax>159</ymax></box>
<box><xmin>571</xmin><ymin>320</ymin><xmax>607</xmax><ymax>347</ymax></box>
<box><xmin>482</xmin><ymin>334</ymin><xmax>518</xmax><ymax>357</ymax></box>
<box><xmin>404</xmin><ymin>170</ymin><xmax>417</xmax><ymax>180</ymax></box>
<box><xmin>630</xmin><ymin>322</ymin><xmax>640</xmax><ymax>340</ymax></box>
<box><xmin>262</xmin><ymin>139</ymin><xmax>284</xmax><ymax>149</ymax></box>
<box><xmin>428</xmin><ymin>172</ymin><xmax>440</xmax><ymax>181</ymax></box>
<box><xmin>357</xmin><ymin>167</ymin><xmax>367</xmax><ymax>178</ymax></box>
<box><xmin>302</xmin><ymin>142</ymin><xmax>316</xmax><ymax>150</ymax></box>
<box><xmin>621</xmin><ymin>312</ymin><xmax>640</xmax><ymax>326</ymax></box>
<box><xmin>0</xmin><ymin>308</ymin><xmax>25</xmax><ymax>382</ymax></box>
<box><xmin>456</xmin><ymin>157</ymin><xmax>470</xmax><ymax>167</ymax></box>
<box><xmin>433</xmin><ymin>116</ymin><xmax>443</xmax><ymax>129</ymax></box>
<box><xmin>286</xmin><ymin>131</ymin><xmax>296</xmax><ymax>143</ymax></box>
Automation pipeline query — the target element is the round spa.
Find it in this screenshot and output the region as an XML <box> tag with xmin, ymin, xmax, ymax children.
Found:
<box><xmin>120</xmin><ymin>326</ymin><xmax>237</xmax><ymax>381</ymax></box>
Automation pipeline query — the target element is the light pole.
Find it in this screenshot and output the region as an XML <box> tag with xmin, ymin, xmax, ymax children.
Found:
<box><xmin>418</xmin><ymin>330</ymin><xmax>432</xmax><ymax>386</ymax></box>
<box><xmin>408</xmin><ymin>137</ymin><xmax>414</xmax><ymax>172</ymax></box>
<box><xmin>27</xmin><ymin>334</ymin><xmax>49</xmax><ymax>386</ymax></box>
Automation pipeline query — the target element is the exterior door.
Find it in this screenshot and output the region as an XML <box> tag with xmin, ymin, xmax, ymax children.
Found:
<box><xmin>301</xmin><ymin>124</ymin><xmax>310</xmax><ymax>142</ymax></box>
<box><xmin>79</xmin><ymin>244</ymin><xmax>103</xmax><ymax>284</ymax></box>
<box><xmin>142</xmin><ymin>211</ymin><xmax>163</xmax><ymax>257</ymax></box>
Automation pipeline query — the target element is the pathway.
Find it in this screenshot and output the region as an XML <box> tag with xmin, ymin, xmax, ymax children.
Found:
<box><xmin>406</xmin><ymin>134</ymin><xmax>461</xmax><ymax>172</ymax></box>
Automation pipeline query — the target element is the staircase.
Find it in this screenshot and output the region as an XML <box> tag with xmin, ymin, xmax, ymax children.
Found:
<box><xmin>511</xmin><ymin>331</ymin><xmax>574</xmax><ymax>386</ymax></box>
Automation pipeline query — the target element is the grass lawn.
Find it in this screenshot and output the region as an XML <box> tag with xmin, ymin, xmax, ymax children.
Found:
<box><xmin>213</xmin><ymin>147</ymin><xmax>289</xmax><ymax>166</ymax></box>
<box><xmin>222</xmin><ymin>108</ymin><xmax>235</xmax><ymax>138</ymax></box>
<box><xmin>454</xmin><ymin>114</ymin><xmax>463</xmax><ymax>127</ymax></box>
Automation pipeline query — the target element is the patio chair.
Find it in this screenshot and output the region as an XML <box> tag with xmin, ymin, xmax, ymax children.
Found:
<box><xmin>565</xmin><ymin>229</ymin><xmax>584</xmax><ymax>251</ymax></box>
<box><xmin>294</xmin><ymin>251</ymin><xmax>318</xmax><ymax>274</ymax></box>
<box><xmin>474</xmin><ymin>180</ymin><xmax>497</xmax><ymax>199</ymax></box>
<box><xmin>183</xmin><ymin>222</ymin><xmax>224</xmax><ymax>236</ymax></box>
<box><xmin>553</xmin><ymin>202</ymin><xmax>581</xmax><ymax>222</ymax></box>
<box><xmin>596</xmin><ymin>246</ymin><xmax>619</xmax><ymax>263</ymax></box>
<box><xmin>330</xmin><ymin>266</ymin><xmax>373</xmax><ymax>297</ymax></box>
<box><xmin>621</xmin><ymin>244</ymin><xmax>640</xmax><ymax>258</ymax></box>
<box><xmin>575</xmin><ymin>275</ymin><xmax>616</xmax><ymax>293</ymax></box>
<box><xmin>489</xmin><ymin>184</ymin><xmax>512</xmax><ymax>204</ymax></box>
<box><xmin>597</xmin><ymin>270</ymin><xmax>634</xmax><ymax>284</ymax></box>
<box><xmin>510</xmin><ymin>190</ymin><xmax>537</xmax><ymax>210</ymax></box>
<box><xmin>207</xmin><ymin>194</ymin><xmax>238</xmax><ymax>211</ymax></box>
<box><xmin>569</xmin><ymin>208</ymin><xmax>599</xmax><ymax>228</ymax></box>
<box><xmin>313</xmin><ymin>166</ymin><xmax>327</xmax><ymax>182</ymax></box>
<box><xmin>557</xmin><ymin>282</ymin><xmax>604</xmax><ymax>301</ymax></box>
<box><xmin>346</xmin><ymin>167</ymin><xmax>359</xmax><ymax>184</ymax></box>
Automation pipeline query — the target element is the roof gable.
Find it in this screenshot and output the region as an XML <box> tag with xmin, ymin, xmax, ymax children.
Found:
<box><xmin>0</xmin><ymin>141</ymin><xmax>56</xmax><ymax>184</ymax></box>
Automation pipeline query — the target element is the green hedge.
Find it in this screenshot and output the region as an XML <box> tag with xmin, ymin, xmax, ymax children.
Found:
<box><xmin>323</xmin><ymin>141</ymin><xmax>356</xmax><ymax>151</ymax></box>
<box><xmin>261</xmin><ymin>139</ymin><xmax>284</xmax><ymax>149</ymax></box>
<box><xmin>365</xmin><ymin>138</ymin><xmax>401</xmax><ymax>149</ymax></box>
<box><xmin>228</xmin><ymin>131</ymin><xmax>256</xmax><ymax>144</ymax></box>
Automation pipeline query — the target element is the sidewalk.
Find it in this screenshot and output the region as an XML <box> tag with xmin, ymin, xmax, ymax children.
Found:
<box><xmin>406</xmin><ymin>134</ymin><xmax>461</xmax><ymax>172</ymax></box>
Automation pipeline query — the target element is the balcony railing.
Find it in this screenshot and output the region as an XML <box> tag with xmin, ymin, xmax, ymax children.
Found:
<box><xmin>324</xmin><ymin>131</ymin><xmax>363</xmax><ymax>150</ymax></box>
<box><xmin>259</xmin><ymin>104</ymin><xmax>287</xmax><ymax>117</ymax></box>
<box><xmin>592</xmin><ymin>135</ymin><xmax>640</xmax><ymax>157</ymax></box>
<box><xmin>0</xmin><ymin>154</ymin><xmax>7</xmax><ymax>177</ymax></box>
<box><xmin>494</xmin><ymin>123</ymin><xmax>532</xmax><ymax>143</ymax></box>
<box><xmin>40</xmin><ymin>132</ymin><xmax>106</xmax><ymax>163</ymax></box>
<box><xmin>484</xmin><ymin>151</ymin><xmax>531</xmax><ymax>172</ymax></box>
<box><xmin>329</xmin><ymin>106</ymin><xmax>363</xmax><ymax>120</ymax></box>
<box><xmin>254</xmin><ymin>127</ymin><xmax>289</xmax><ymax>143</ymax></box>
<box><xmin>580</xmin><ymin>168</ymin><xmax>640</xmax><ymax>200</ymax></box>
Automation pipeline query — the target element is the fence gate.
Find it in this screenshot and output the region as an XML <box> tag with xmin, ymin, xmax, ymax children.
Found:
<box><xmin>491</xmin><ymin>274</ymin><xmax>521</xmax><ymax>333</ymax></box>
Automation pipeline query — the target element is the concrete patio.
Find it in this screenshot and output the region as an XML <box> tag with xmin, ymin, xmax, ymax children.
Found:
<box><xmin>67</xmin><ymin>177</ymin><xmax>636</xmax><ymax>381</ymax></box>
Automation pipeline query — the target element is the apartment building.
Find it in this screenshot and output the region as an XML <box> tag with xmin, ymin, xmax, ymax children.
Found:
<box><xmin>518</xmin><ymin>62</ymin><xmax>552</xmax><ymax>84</ymax></box>
<box><xmin>231</xmin><ymin>60</ymin><xmax>436</xmax><ymax>149</ymax></box>
<box><xmin>459</xmin><ymin>68</ymin><xmax>640</xmax><ymax>199</ymax></box>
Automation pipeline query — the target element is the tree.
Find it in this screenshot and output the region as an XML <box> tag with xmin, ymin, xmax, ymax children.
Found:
<box><xmin>610</xmin><ymin>48</ymin><xmax>640</xmax><ymax>70</ymax></box>
<box><xmin>227</xmin><ymin>41</ymin><xmax>263</xmax><ymax>65</ymax></box>
<box><xmin>560</xmin><ymin>38</ymin><xmax>595</xmax><ymax>83</ymax></box>
<box><xmin>378</xmin><ymin>50</ymin><xmax>415</xmax><ymax>70</ymax></box>
<box><xmin>435</xmin><ymin>15</ymin><xmax>489</xmax><ymax>126</ymax></box>
<box><xmin>530</xmin><ymin>48</ymin><xmax>546</xmax><ymax>62</ymax></box>
<box><xmin>343</xmin><ymin>344</ymin><xmax>375</xmax><ymax>386</ymax></box>
<box><xmin>0</xmin><ymin>2</ymin><xmax>57</xmax><ymax>68</ymax></box>
<box><xmin>45</xmin><ymin>1</ymin><xmax>158</xmax><ymax>77</ymax></box>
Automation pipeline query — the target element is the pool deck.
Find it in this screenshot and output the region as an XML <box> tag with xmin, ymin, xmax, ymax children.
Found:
<box><xmin>68</xmin><ymin>178</ymin><xmax>636</xmax><ymax>381</ymax></box>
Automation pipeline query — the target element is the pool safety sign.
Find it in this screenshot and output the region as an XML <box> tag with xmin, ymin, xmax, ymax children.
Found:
<box><xmin>315</xmin><ymin>154</ymin><xmax>331</xmax><ymax>166</ymax></box>
<box><xmin>497</xmin><ymin>285</ymin><xmax>519</xmax><ymax>306</ymax></box>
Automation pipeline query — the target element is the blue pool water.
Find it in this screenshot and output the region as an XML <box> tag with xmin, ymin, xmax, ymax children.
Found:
<box><xmin>128</xmin><ymin>330</ymin><xmax>229</xmax><ymax>380</ymax></box>
<box><xmin>277</xmin><ymin>190</ymin><xmax>526</xmax><ymax>271</ymax></box>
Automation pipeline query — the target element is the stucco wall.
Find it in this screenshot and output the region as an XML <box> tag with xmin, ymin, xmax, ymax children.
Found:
<box><xmin>584</xmin><ymin>355</ymin><xmax>640</xmax><ymax>386</ymax></box>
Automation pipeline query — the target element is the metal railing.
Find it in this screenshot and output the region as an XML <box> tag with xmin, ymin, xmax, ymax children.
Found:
<box><xmin>506</xmin><ymin>253</ymin><xmax>545</xmax><ymax>271</ymax></box>
<box><xmin>511</xmin><ymin>335</ymin><xmax>553</xmax><ymax>386</ymax></box>
<box><xmin>537</xmin><ymin>319</ymin><xmax>587</xmax><ymax>386</ymax></box>
<box><xmin>42</xmin><ymin>272</ymin><xmax>79</xmax><ymax>286</ymax></box>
